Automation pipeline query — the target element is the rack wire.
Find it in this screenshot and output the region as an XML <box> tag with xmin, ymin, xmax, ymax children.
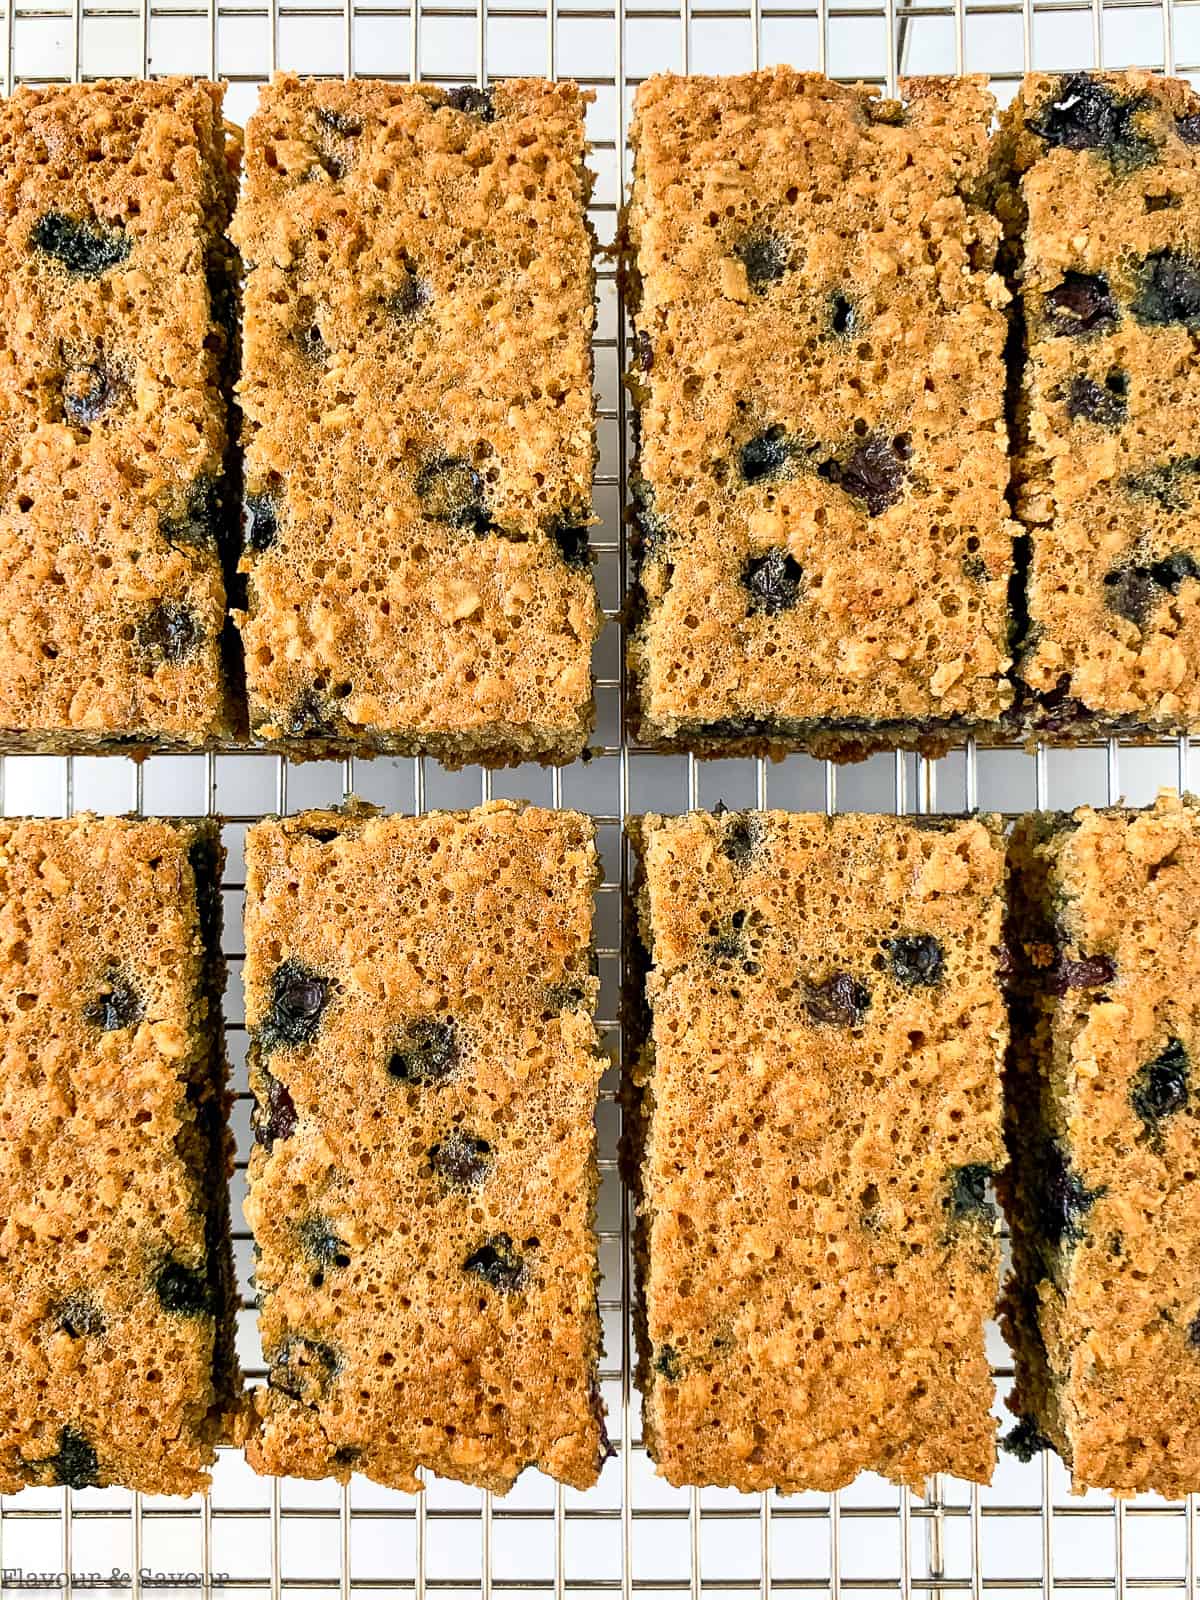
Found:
<box><xmin>0</xmin><ymin>0</ymin><xmax>1197</xmax><ymax>1591</ymax></box>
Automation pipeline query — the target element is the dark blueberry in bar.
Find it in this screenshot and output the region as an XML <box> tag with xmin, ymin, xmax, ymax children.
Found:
<box><xmin>463</xmin><ymin>1233</ymin><xmax>529</xmax><ymax>1293</ymax></box>
<box><xmin>829</xmin><ymin>291</ymin><xmax>857</xmax><ymax>336</ymax></box>
<box><xmin>882</xmin><ymin>934</ymin><xmax>944</xmax><ymax>987</ymax></box>
<box><xmin>1002</xmin><ymin>1415</ymin><xmax>1052</xmax><ymax>1463</ymax></box>
<box><xmin>734</xmin><ymin>232</ymin><xmax>789</xmax><ymax>292</ymax></box>
<box><xmin>1133</xmin><ymin>250</ymin><xmax>1200</xmax><ymax>329</ymax></box>
<box><xmin>244</xmin><ymin>494</ymin><xmax>279</xmax><ymax>554</ymax></box>
<box><xmin>739</xmin><ymin>425</ymin><xmax>791</xmax><ymax>485</ymax></box>
<box><xmin>708</xmin><ymin>911</ymin><xmax>752</xmax><ymax>965</ymax></box>
<box><xmin>387</xmin><ymin>1018</ymin><xmax>460</xmax><ymax>1085</ymax></box>
<box><xmin>1123</xmin><ymin>458</ymin><xmax>1200</xmax><ymax>512</ymax></box>
<box><xmin>1104</xmin><ymin>551</ymin><xmax>1200</xmax><ymax>627</ymax></box>
<box><xmin>653</xmin><ymin>1344</ymin><xmax>682</xmax><ymax>1382</ymax></box>
<box><xmin>445</xmin><ymin>85</ymin><xmax>496</xmax><ymax>122</ymax></box>
<box><xmin>1049</xmin><ymin>952</ymin><xmax>1115</xmax><ymax>994</ymax></box>
<box><xmin>945</xmin><ymin>1164</ymin><xmax>997</xmax><ymax>1224</ymax></box>
<box><xmin>1036</xmin><ymin>1139</ymin><xmax>1100</xmax><ymax>1249</ymax></box>
<box><xmin>1044</xmin><ymin>271</ymin><xmax>1118</xmax><ymax>337</ymax></box>
<box><xmin>415</xmin><ymin>454</ymin><xmax>492</xmax><ymax>534</ymax></box>
<box><xmin>153</xmin><ymin>1257</ymin><xmax>214</xmax><ymax>1317</ymax></box>
<box><xmin>1179</xmin><ymin>113</ymin><xmax>1200</xmax><ymax>145</ymax></box>
<box><xmin>806</xmin><ymin>972</ymin><xmax>871</xmax><ymax>1026</ymax></box>
<box><xmin>41</xmin><ymin>1426</ymin><xmax>100</xmax><ymax>1489</ymax></box>
<box><xmin>550</xmin><ymin>515</ymin><xmax>591</xmax><ymax>570</ymax></box>
<box><xmin>1188</xmin><ymin>1312</ymin><xmax>1200</xmax><ymax>1348</ymax></box>
<box><xmin>287</xmin><ymin>688</ymin><xmax>336</xmax><ymax>739</ymax></box>
<box><xmin>387</xmin><ymin>269</ymin><xmax>431</xmax><ymax>320</ymax></box>
<box><xmin>268</xmin><ymin>1337</ymin><xmax>341</xmax><ymax>1402</ymax></box>
<box><xmin>298</xmin><ymin>1218</ymin><xmax>351</xmax><ymax>1269</ymax></box>
<box><xmin>634</xmin><ymin>329</ymin><xmax>654</xmax><ymax>372</ymax></box>
<box><xmin>161</xmin><ymin>477</ymin><xmax>222</xmax><ymax>550</ymax></box>
<box><xmin>266</xmin><ymin>959</ymin><xmax>331</xmax><ymax>1047</ymax></box>
<box><xmin>1026</xmin><ymin>72</ymin><xmax>1152</xmax><ymax>164</ymax></box>
<box><xmin>54</xmin><ymin>1295</ymin><xmax>105</xmax><ymax>1340</ymax></box>
<box><xmin>316</xmin><ymin>107</ymin><xmax>362</xmax><ymax>137</ymax></box>
<box><xmin>867</xmin><ymin>99</ymin><xmax>906</xmax><ymax>126</ymax></box>
<box><xmin>83</xmin><ymin>972</ymin><xmax>141</xmax><ymax>1031</ymax></box>
<box><xmin>720</xmin><ymin>810</ymin><xmax>762</xmax><ymax>868</ymax></box>
<box><xmin>297</xmin><ymin>320</ymin><xmax>327</xmax><ymax>362</ymax></box>
<box><xmin>62</xmin><ymin>362</ymin><xmax>119</xmax><ymax>427</ymax></box>
<box><xmin>138</xmin><ymin>602</ymin><xmax>202</xmax><ymax>665</ymax></box>
<box><xmin>742</xmin><ymin>548</ymin><xmax>803</xmax><ymax>615</ymax></box>
<box><xmin>1066</xmin><ymin>370</ymin><xmax>1127</xmax><ymax>427</ymax></box>
<box><xmin>255</xmin><ymin>1067</ymin><xmax>298</xmax><ymax>1146</ymax></box>
<box><xmin>31</xmin><ymin>212</ymin><xmax>130</xmax><ymax>277</ymax></box>
<box><xmin>1131</xmin><ymin>1037</ymin><xmax>1190</xmax><ymax>1135</ymax></box>
<box><xmin>429</xmin><ymin>1130</ymin><xmax>493</xmax><ymax>1189</ymax></box>
<box><xmin>818</xmin><ymin>433</ymin><xmax>910</xmax><ymax>516</ymax></box>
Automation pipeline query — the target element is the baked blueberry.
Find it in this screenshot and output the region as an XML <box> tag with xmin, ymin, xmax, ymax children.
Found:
<box><xmin>1104</xmin><ymin>551</ymin><xmax>1200</xmax><ymax>627</ymax></box>
<box><xmin>1002</xmin><ymin>1414</ymin><xmax>1052</xmax><ymax>1462</ymax></box>
<box><xmin>445</xmin><ymin>85</ymin><xmax>496</xmax><ymax>122</ymax></box>
<box><xmin>31</xmin><ymin>212</ymin><xmax>131</xmax><ymax>277</ymax></box>
<box><xmin>550</xmin><ymin>516</ymin><xmax>591</xmax><ymax>569</ymax></box>
<box><xmin>805</xmin><ymin>972</ymin><xmax>871</xmax><ymax>1026</ymax></box>
<box><xmin>653</xmin><ymin>1344</ymin><xmax>682</xmax><ymax>1382</ymax></box>
<box><xmin>62</xmin><ymin>361</ymin><xmax>119</xmax><ymax>426</ymax></box>
<box><xmin>1188</xmin><ymin>1312</ymin><xmax>1200</xmax><ymax>1348</ymax></box>
<box><xmin>254</xmin><ymin>1067</ymin><xmax>298</xmax><ymax>1146</ymax></box>
<box><xmin>1179</xmin><ymin>113</ymin><xmax>1200</xmax><ymax>145</ymax></box>
<box><xmin>1036</xmin><ymin>1139</ymin><xmax>1100</xmax><ymax>1248</ymax></box>
<box><xmin>946</xmin><ymin>1164</ymin><xmax>996</xmax><ymax>1224</ymax></box>
<box><xmin>387</xmin><ymin>1018</ymin><xmax>459</xmax><ymax>1085</ymax></box>
<box><xmin>265</xmin><ymin>959</ymin><xmax>331</xmax><ymax>1047</ymax></box>
<box><xmin>818</xmin><ymin>434</ymin><xmax>909</xmax><ymax>516</ymax></box>
<box><xmin>268</xmin><ymin>1337</ymin><xmax>340</xmax><ymax>1402</ymax></box>
<box><xmin>287</xmin><ymin>688</ymin><xmax>335</xmax><ymax>739</ymax></box>
<box><xmin>734</xmin><ymin>232</ymin><xmax>789</xmax><ymax>292</ymax></box>
<box><xmin>742</xmin><ymin>548</ymin><xmax>803</xmax><ymax>614</ymax></box>
<box><xmin>154</xmin><ymin>1257</ymin><xmax>213</xmax><ymax>1317</ymax></box>
<box><xmin>463</xmin><ymin>1233</ymin><xmax>528</xmax><ymax>1292</ymax></box>
<box><xmin>1049</xmin><ymin>952</ymin><xmax>1115</xmax><ymax>994</ymax></box>
<box><xmin>429</xmin><ymin>1131</ymin><xmax>493</xmax><ymax>1188</ymax></box>
<box><xmin>1066</xmin><ymin>370</ymin><xmax>1127</xmax><ymax>426</ymax></box>
<box><xmin>1026</xmin><ymin>73</ymin><xmax>1152</xmax><ymax>164</ymax></box>
<box><xmin>41</xmin><ymin>1425</ymin><xmax>100</xmax><ymax>1489</ymax></box>
<box><xmin>739</xmin><ymin>426</ymin><xmax>791</xmax><ymax>485</ymax></box>
<box><xmin>244</xmin><ymin>494</ymin><xmax>279</xmax><ymax>554</ymax></box>
<box><xmin>387</xmin><ymin>269</ymin><xmax>431</xmax><ymax>320</ymax></box>
<box><xmin>54</xmin><ymin>1295</ymin><xmax>105</xmax><ymax>1339</ymax></box>
<box><xmin>829</xmin><ymin>291</ymin><xmax>857</xmax><ymax>336</ymax></box>
<box><xmin>882</xmin><ymin>934</ymin><xmax>944</xmax><ymax>986</ymax></box>
<box><xmin>316</xmin><ymin>107</ymin><xmax>361</xmax><ymax>137</ymax></box>
<box><xmin>415</xmin><ymin>454</ymin><xmax>492</xmax><ymax>533</ymax></box>
<box><xmin>83</xmin><ymin>972</ymin><xmax>141</xmax><ymax>1031</ymax></box>
<box><xmin>1131</xmin><ymin>1037</ymin><xmax>1190</xmax><ymax>1135</ymax></box>
<box><xmin>720</xmin><ymin>810</ymin><xmax>762</xmax><ymax>868</ymax></box>
<box><xmin>1123</xmin><ymin>459</ymin><xmax>1200</xmax><ymax>512</ymax></box>
<box><xmin>1044</xmin><ymin>272</ymin><xmax>1119</xmax><ymax>337</ymax></box>
<box><xmin>298</xmin><ymin>1218</ymin><xmax>351</xmax><ymax>1269</ymax></box>
<box><xmin>634</xmin><ymin>329</ymin><xmax>654</xmax><ymax>371</ymax></box>
<box><xmin>161</xmin><ymin>478</ymin><xmax>221</xmax><ymax>549</ymax></box>
<box><xmin>138</xmin><ymin>602</ymin><xmax>202</xmax><ymax>665</ymax></box>
<box><xmin>1133</xmin><ymin>250</ymin><xmax>1200</xmax><ymax>329</ymax></box>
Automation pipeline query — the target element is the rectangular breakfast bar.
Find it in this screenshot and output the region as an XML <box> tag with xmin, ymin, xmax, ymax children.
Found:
<box><xmin>624</xmin><ymin>70</ymin><xmax>1016</xmax><ymax>760</ymax></box>
<box><xmin>242</xmin><ymin>800</ymin><xmax>608</xmax><ymax>1491</ymax></box>
<box><xmin>997</xmin><ymin>72</ymin><xmax>1200</xmax><ymax>739</ymax></box>
<box><xmin>0</xmin><ymin>816</ymin><xmax>238</xmax><ymax>1495</ymax></box>
<box><xmin>1002</xmin><ymin>792</ymin><xmax>1200</xmax><ymax>1496</ymax></box>
<box><xmin>231</xmin><ymin>76</ymin><xmax>601</xmax><ymax>765</ymax></box>
<box><xmin>0</xmin><ymin>79</ymin><xmax>241</xmax><ymax>749</ymax></box>
<box><xmin>626</xmin><ymin>809</ymin><xmax>1008</xmax><ymax>1491</ymax></box>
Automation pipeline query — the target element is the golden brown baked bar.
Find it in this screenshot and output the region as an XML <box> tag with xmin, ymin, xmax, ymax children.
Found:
<box><xmin>231</xmin><ymin>76</ymin><xmax>601</xmax><ymax>766</ymax></box>
<box><xmin>624</xmin><ymin>71</ymin><xmax>1016</xmax><ymax>761</ymax></box>
<box><xmin>0</xmin><ymin>816</ymin><xmax>238</xmax><ymax>1494</ymax></box>
<box><xmin>997</xmin><ymin>72</ymin><xmax>1200</xmax><ymax>739</ymax></box>
<box><xmin>242</xmin><ymin>800</ymin><xmax>608</xmax><ymax>1491</ymax></box>
<box><xmin>1001</xmin><ymin>791</ymin><xmax>1200</xmax><ymax>1496</ymax></box>
<box><xmin>626</xmin><ymin>809</ymin><xmax>1007</xmax><ymax>1491</ymax></box>
<box><xmin>0</xmin><ymin>79</ymin><xmax>241</xmax><ymax>750</ymax></box>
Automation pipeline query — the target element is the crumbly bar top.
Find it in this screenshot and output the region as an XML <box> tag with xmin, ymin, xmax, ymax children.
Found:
<box><xmin>243</xmin><ymin>800</ymin><xmax>608</xmax><ymax>1492</ymax></box>
<box><xmin>0</xmin><ymin>78</ymin><xmax>240</xmax><ymax>747</ymax></box>
<box><xmin>231</xmin><ymin>76</ymin><xmax>601</xmax><ymax>762</ymax></box>
<box><xmin>0</xmin><ymin>815</ymin><xmax>238</xmax><ymax>1496</ymax></box>
<box><xmin>627</xmin><ymin>809</ymin><xmax>1007</xmax><ymax>1491</ymax></box>
<box><xmin>625</xmin><ymin>70</ymin><xmax>1015</xmax><ymax>758</ymax></box>
<box><xmin>999</xmin><ymin>72</ymin><xmax>1200</xmax><ymax>736</ymax></box>
<box><xmin>1002</xmin><ymin>791</ymin><xmax>1200</xmax><ymax>1497</ymax></box>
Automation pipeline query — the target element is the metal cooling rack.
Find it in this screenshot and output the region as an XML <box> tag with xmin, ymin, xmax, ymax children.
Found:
<box><xmin>1</xmin><ymin>0</ymin><xmax>1199</xmax><ymax>1591</ymax></box>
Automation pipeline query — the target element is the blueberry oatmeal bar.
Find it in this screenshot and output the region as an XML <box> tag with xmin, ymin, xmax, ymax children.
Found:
<box><xmin>625</xmin><ymin>810</ymin><xmax>1007</xmax><ymax>1490</ymax></box>
<box><xmin>1001</xmin><ymin>791</ymin><xmax>1200</xmax><ymax>1496</ymax></box>
<box><xmin>624</xmin><ymin>71</ymin><xmax>1015</xmax><ymax>762</ymax></box>
<box><xmin>230</xmin><ymin>76</ymin><xmax>601</xmax><ymax>766</ymax></box>
<box><xmin>996</xmin><ymin>72</ymin><xmax>1200</xmax><ymax>738</ymax></box>
<box><xmin>0</xmin><ymin>79</ymin><xmax>242</xmax><ymax>750</ymax></box>
<box><xmin>0</xmin><ymin>816</ymin><xmax>239</xmax><ymax>1494</ymax></box>
<box><xmin>242</xmin><ymin>800</ymin><xmax>608</xmax><ymax>1490</ymax></box>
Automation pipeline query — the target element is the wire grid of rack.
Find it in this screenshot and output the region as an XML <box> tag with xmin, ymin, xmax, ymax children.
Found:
<box><xmin>0</xmin><ymin>0</ymin><xmax>1199</xmax><ymax>1591</ymax></box>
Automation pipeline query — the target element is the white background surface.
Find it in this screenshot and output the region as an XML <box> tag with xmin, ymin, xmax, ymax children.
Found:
<box><xmin>0</xmin><ymin>1</ymin><xmax>1198</xmax><ymax>1592</ymax></box>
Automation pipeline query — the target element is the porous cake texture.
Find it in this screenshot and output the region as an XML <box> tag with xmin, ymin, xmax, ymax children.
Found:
<box><xmin>231</xmin><ymin>76</ymin><xmax>601</xmax><ymax>765</ymax></box>
<box><xmin>1002</xmin><ymin>791</ymin><xmax>1200</xmax><ymax>1497</ymax></box>
<box><xmin>0</xmin><ymin>78</ymin><xmax>241</xmax><ymax>749</ymax></box>
<box><xmin>0</xmin><ymin>815</ymin><xmax>238</xmax><ymax>1495</ymax></box>
<box><xmin>626</xmin><ymin>809</ymin><xmax>1008</xmax><ymax>1491</ymax></box>
<box><xmin>242</xmin><ymin>800</ymin><xmax>608</xmax><ymax>1491</ymax></box>
<box><xmin>625</xmin><ymin>70</ymin><xmax>1016</xmax><ymax>761</ymax></box>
